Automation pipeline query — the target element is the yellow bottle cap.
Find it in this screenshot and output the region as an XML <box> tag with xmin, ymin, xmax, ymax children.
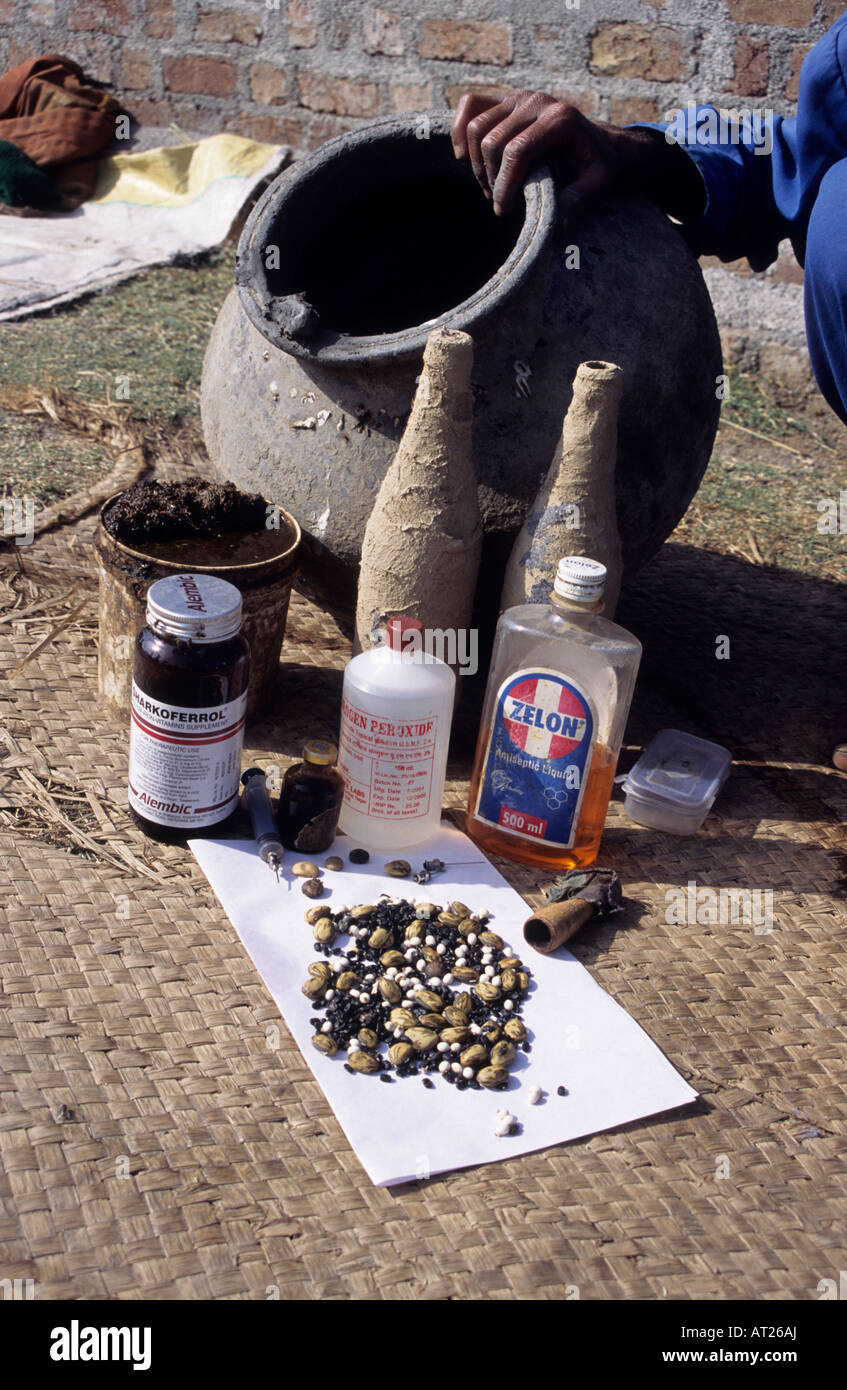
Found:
<box><xmin>303</xmin><ymin>738</ymin><xmax>337</xmax><ymax>765</ymax></box>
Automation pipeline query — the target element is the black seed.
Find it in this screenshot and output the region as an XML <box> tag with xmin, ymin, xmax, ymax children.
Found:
<box><xmin>380</xmin><ymin>1073</ymin><xmax>393</xmax><ymax>1083</ymax></box>
<box><xmin>349</xmin><ymin>848</ymin><xmax>370</xmax><ymax>864</ymax></box>
<box><xmin>557</xmin><ymin>1084</ymin><xmax>567</xmax><ymax>1096</ymax></box>
<box><xmin>422</xmin><ymin>1077</ymin><xmax>434</xmax><ymax>1089</ymax></box>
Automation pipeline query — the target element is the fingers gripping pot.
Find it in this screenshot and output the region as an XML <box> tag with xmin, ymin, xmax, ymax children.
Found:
<box><xmin>128</xmin><ymin>574</ymin><xmax>249</xmax><ymax>841</ymax></box>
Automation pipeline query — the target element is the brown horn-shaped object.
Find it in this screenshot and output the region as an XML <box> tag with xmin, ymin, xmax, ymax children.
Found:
<box><xmin>523</xmin><ymin>899</ymin><xmax>594</xmax><ymax>954</ymax></box>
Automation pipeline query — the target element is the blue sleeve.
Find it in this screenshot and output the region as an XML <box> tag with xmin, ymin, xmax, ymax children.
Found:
<box><xmin>629</xmin><ymin>13</ymin><xmax>847</xmax><ymax>270</ymax></box>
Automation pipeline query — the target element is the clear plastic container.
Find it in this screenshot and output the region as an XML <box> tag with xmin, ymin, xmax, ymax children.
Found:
<box><xmin>620</xmin><ymin>728</ymin><xmax>731</xmax><ymax>835</ymax></box>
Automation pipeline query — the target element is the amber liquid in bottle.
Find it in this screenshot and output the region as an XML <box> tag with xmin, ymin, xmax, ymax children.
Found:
<box><xmin>466</xmin><ymin>558</ymin><xmax>642</xmax><ymax>872</ymax></box>
<box><xmin>467</xmin><ymin>742</ymin><xmax>618</xmax><ymax>871</ymax></box>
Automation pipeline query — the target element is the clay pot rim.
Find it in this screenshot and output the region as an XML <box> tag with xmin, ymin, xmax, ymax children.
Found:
<box><xmin>235</xmin><ymin>111</ymin><xmax>558</xmax><ymax>367</ymax></box>
<box><xmin>96</xmin><ymin>491</ymin><xmax>302</xmax><ymax>576</ymax></box>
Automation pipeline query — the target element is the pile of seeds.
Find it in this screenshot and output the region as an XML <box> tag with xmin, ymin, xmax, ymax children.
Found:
<box><xmin>302</xmin><ymin>896</ymin><xmax>532</xmax><ymax>1090</ymax></box>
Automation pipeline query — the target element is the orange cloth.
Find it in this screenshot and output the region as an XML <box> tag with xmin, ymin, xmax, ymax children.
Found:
<box><xmin>0</xmin><ymin>54</ymin><xmax>126</xmax><ymax>206</ymax></box>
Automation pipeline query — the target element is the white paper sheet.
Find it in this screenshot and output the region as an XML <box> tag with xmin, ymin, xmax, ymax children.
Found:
<box><xmin>190</xmin><ymin>827</ymin><xmax>696</xmax><ymax>1185</ymax></box>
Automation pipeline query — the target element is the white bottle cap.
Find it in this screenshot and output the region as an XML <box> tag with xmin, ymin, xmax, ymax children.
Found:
<box><xmin>553</xmin><ymin>556</ymin><xmax>607</xmax><ymax>603</ymax></box>
<box><xmin>146</xmin><ymin>573</ymin><xmax>243</xmax><ymax>643</ymax></box>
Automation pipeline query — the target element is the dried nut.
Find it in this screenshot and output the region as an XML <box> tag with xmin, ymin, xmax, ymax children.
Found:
<box><xmin>305</xmin><ymin>904</ymin><xmax>331</xmax><ymax>924</ymax></box>
<box><xmin>457</xmin><ymin>918</ymin><xmax>476</xmax><ymax>938</ymax></box>
<box><xmin>449</xmin><ymin>901</ymin><xmax>471</xmax><ymax>919</ymax></box>
<box><xmin>293</xmin><ymin>861</ymin><xmax>320</xmax><ymax>878</ymax></box>
<box><xmin>308</xmin><ymin>961</ymin><xmax>332</xmax><ymax>981</ymax></box>
<box><xmin>500</xmin><ymin>969</ymin><xmax>517</xmax><ymax>992</ymax></box>
<box><xmin>349</xmin><ymin>848</ymin><xmax>370</xmax><ymax>863</ymax></box>
<box><xmin>418</xmin><ymin>1012</ymin><xmax>447</xmax><ymax>1031</ymax></box>
<box><xmin>351</xmin><ymin>904</ymin><xmax>375</xmax><ymax>919</ymax></box>
<box><xmin>302</xmin><ymin>977</ymin><xmax>327</xmax><ymax>1000</ymax></box>
<box><xmin>459</xmin><ymin>1044</ymin><xmax>490</xmax><ymax>1069</ymax></box>
<box><xmin>385</xmin><ymin>859</ymin><xmax>411</xmax><ymax>878</ymax></box>
<box><xmin>437</xmin><ymin>912</ymin><xmax>461</xmax><ymax>926</ymax></box>
<box><xmin>490</xmin><ymin>1040</ymin><xmax>517</xmax><ymax>1068</ymax></box>
<box><xmin>313</xmin><ymin>919</ymin><xmax>336</xmax><ymax>945</ymax></box>
<box><xmin>443</xmin><ymin>1006</ymin><xmax>470</xmax><ymax>1028</ymax></box>
<box><xmin>452</xmin><ymin>964</ymin><xmax>479</xmax><ymax>983</ymax></box>
<box><xmin>368</xmin><ymin>927</ymin><xmax>393</xmax><ymax>950</ymax></box>
<box><xmin>415</xmin><ymin>904</ymin><xmax>437</xmax><ymax>919</ymax></box>
<box><xmin>377</xmin><ymin>977</ymin><xmax>402</xmax><ymax>1005</ymax></box>
<box><xmin>390</xmin><ymin>1007</ymin><xmax>417</xmax><ymax>1029</ymax></box>
<box><xmin>481</xmin><ymin>1022</ymin><xmax>501</xmax><ymax>1044</ymax></box>
<box><xmin>503</xmin><ymin>1017</ymin><xmax>528</xmax><ymax>1043</ymax></box>
<box><xmin>406</xmin><ymin>1027</ymin><xmax>438</xmax><ymax>1052</ymax></box>
<box><xmin>301</xmin><ymin>878</ymin><xmax>324</xmax><ymax>898</ymax></box>
<box><xmin>358</xmin><ymin>1028</ymin><xmax>378</xmax><ymax>1049</ymax></box>
<box><xmin>415</xmin><ymin>989</ymin><xmax>444</xmax><ymax>1012</ymax></box>
<box><xmin>479</xmin><ymin>930</ymin><xmax>504</xmax><ymax>948</ymax></box>
<box><xmin>440</xmin><ymin>1026</ymin><xmax>471</xmax><ymax>1045</ymax></box>
<box><xmin>424</xmin><ymin>962</ymin><xmax>444</xmax><ymax>980</ymax></box>
<box><xmin>404</xmin><ymin>921</ymin><xmax>423</xmax><ymax>940</ymax></box>
<box><xmin>516</xmin><ymin>971</ymin><xmax>530</xmax><ymax>992</ymax></box>
<box><xmin>380</xmin><ymin>950</ymin><xmax>406</xmax><ymax>969</ymax></box>
<box><xmin>336</xmin><ymin>972</ymin><xmax>361</xmax><ymax>991</ymax></box>
<box><xmin>476</xmin><ymin>981</ymin><xmax>502</xmax><ymax>1003</ymax></box>
<box><xmin>348</xmin><ymin>1050</ymin><xmax>380</xmax><ymax>1074</ymax></box>
<box><xmin>453</xmin><ymin>992</ymin><xmax>473</xmax><ymax>1016</ymax></box>
<box><xmin>499</xmin><ymin>956</ymin><xmax>522</xmax><ymax>971</ymax></box>
<box><xmin>385</xmin><ymin>1041</ymin><xmax>412</xmax><ymax>1066</ymax></box>
<box><xmin>478</xmin><ymin>1066</ymin><xmax>509</xmax><ymax>1089</ymax></box>
<box><xmin>311</xmin><ymin>1033</ymin><xmax>337</xmax><ymax>1056</ymax></box>
<box><xmin>325</xmin><ymin>856</ymin><xmax>344</xmax><ymax>871</ymax></box>
<box><xmin>420</xmin><ymin>946</ymin><xmax>440</xmax><ymax>962</ymax></box>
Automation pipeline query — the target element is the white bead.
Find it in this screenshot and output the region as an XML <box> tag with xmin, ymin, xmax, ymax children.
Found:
<box><xmin>462</xmin><ymin>1067</ymin><xmax>474</xmax><ymax>1079</ymax></box>
<box><xmin>404</xmin><ymin>949</ymin><xmax>416</xmax><ymax>961</ymax></box>
<box><xmin>329</xmin><ymin>956</ymin><xmax>345</xmax><ymax>971</ymax></box>
<box><xmin>436</xmin><ymin>943</ymin><xmax>447</xmax><ymax>955</ymax></box>
<box><xmin>386</xmin><ymin>967</ymin><xmax>397</xmax><ymax>979</ymax></box>
<box><xmin>528</xmin><ymin>1085</ymin><xmax>543</xmax><ymax>1105</ymax></box>
<box><xmin>456</xmin><ymin>944</ymin><xmax>467</xmax><ymax>956</ymax></box>
<box><xmin>469</xmin><ymin>1023</ymin><xmax>480</xmax><ymax>1035</ymax></box>
<box><xmin>491</xmin><ymin>976</ymin><xmax>501</xmax><ymax>988</ymax></box>
<box><xmin>321</xmin><ymin>1021</ymin><xmax>332</xmax><ymax>1033</ymax></box>
<box><xmin>359</xmin><ymin>992</ymin><xmax>370</xmax><ymax>1003</ymax></box>
<box><xmin>437</xmin><ymin>1042</ymin><xmax>449</xmax><ymax>1053</ymax></box>
<box><xmin>438</xmin><ymin>1061</ymin><xmax>450</xmax><ymax>1073</ymax></box>
<box><xmin>324</xmin><ymin>989</ymin><xmax>334</xmax><ymax>1001</ymax></box>
<box><xmin>425</xmin><ymin>935</ymin><xmax>436</xmax><ymax>946</ymax></box>
<box><xmin>411</xmin><ymin>936</ymin><xmax>422</xmax><ymax>946</ymax></box>
<box><xmin>451</xmin><ymin>1062</ymin><xmax>462</xmax><ymax>1074</ymax></box>
<box><xmin>484</xmin><ymin>966</ymin><xmax>495</xmax><ymax>978</ymax></box>
<box><xmin>504</xmin><ymin>1000</ymin><xmax>514</xmax><ymax>1011</ymax></box>
<box><xmin>467</xmin><ymin>933</ymin><xmax>477</xmax><ymax>944</ymax></box>
<box><xmin>416</xmin><ymin>960</ymin><xmax>427</xmax><ymax>972</ymax></box>
<box><xmin>349</xmin><ymin>989</ymin><xmax>359</xmax><ymax>1000</ymax></box>
<box><xmin>358</xmin><ymin>927</ymin><xmax>368</xmax><ymax>938</ymax></box>
<box><xmin>450</xmin><ymin>1043</ymin><xmax>460</xmax><ymax>1053</ymax></box>
<box><xmin>442</xmin><ymin>973</ymin><xmax>453</xmax><ymax>984</ymax></box>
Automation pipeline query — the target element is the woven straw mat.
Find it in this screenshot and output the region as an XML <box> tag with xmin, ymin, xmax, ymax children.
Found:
<box><xmin>1</xmin><ymin>474</ymin><xmax>845</xmax><ymax>1301</ymax></box>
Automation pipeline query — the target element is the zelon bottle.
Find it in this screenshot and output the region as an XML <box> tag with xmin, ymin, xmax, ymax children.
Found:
<box><xmin>466</xmin><ymin>557</ymin><xmax>641</xmax><ymax>870</ymax></box>
<box><xmin>337</xmin><ymin>617</ymin><xmax>455</xmax><ymax>849</ymax></box>
<box><xmin>277</xmin><ymin>739</ymin><xmax>344</xmax><ymax>853</ymax></box>
<box><xmin>128</xmin><ymin>574</ymin><xmax>249</xmax><ymax>840</ymax></box>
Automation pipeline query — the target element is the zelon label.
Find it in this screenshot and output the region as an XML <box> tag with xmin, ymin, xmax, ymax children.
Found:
<box><xmin>473</xmin><ymin>668</ymin><xmax>596</xmax><ymax>848</ymax></box>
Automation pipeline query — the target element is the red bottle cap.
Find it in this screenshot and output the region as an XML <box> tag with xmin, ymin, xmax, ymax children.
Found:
<box><xmin>385</xmin><ymin>616</ymin><xmax>424</xmax><ymax>651</ymax></box>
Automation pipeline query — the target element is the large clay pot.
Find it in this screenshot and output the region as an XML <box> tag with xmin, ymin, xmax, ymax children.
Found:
<box><xmin>200</xmin><ymin>112</ymin><xmax>721</xmax><ymax>611</ymax></box>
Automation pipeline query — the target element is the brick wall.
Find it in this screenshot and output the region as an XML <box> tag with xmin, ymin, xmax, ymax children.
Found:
<box><xmin>1</xmin><ymin>1</ymin><xmax>839</xmax><ymax>155</ymax></box>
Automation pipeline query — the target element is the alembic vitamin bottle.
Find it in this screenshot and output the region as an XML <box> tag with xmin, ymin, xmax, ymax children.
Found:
<box><xmin>466</xmin><ymin>557</ymin><xmax>641</xmax><ymax>870</ymax></box>
<box><xmin>128</xmin><ymin>573</ymin><xmax>249</xmax><ymax>840</ymax></box>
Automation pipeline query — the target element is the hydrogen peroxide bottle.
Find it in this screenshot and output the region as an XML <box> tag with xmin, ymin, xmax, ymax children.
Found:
<box><xmin>466</xmin><ymin>556</ymin><xmax>641</xmax><ymax>870</ymax></box>
<box><xmin>337</xmin><ymin>616</ymin><xmax>455</xmax><ymax>849</ymax></box>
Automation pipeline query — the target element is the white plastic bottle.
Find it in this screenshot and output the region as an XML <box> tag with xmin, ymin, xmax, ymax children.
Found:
<box><xmin>337</xmin><ymin>617</ymin><xmax>455</xmax><ymax>849</ymax></box>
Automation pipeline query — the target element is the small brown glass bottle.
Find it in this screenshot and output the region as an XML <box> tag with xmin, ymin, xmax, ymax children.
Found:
<box><xmin>128</xmin><ymin>573</ymin><xmax>249</xmax><ymax>842</ymax></box>
<box><xmin>277</xmin><ymin>739</ymin><xmax>344</xmax><ymax>852</ymax></box>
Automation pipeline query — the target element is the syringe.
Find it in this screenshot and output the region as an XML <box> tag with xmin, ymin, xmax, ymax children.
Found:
<box><xmin>241</xmin><ymin>767</ymin><xmax>284</xmax><ymax>881</ymax></box>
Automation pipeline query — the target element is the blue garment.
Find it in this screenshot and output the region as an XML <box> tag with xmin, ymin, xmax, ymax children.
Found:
<box><xmin>633</xmin><ymin>12</ymin><xmax>847</xmax><ymax>423</ymax></box>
